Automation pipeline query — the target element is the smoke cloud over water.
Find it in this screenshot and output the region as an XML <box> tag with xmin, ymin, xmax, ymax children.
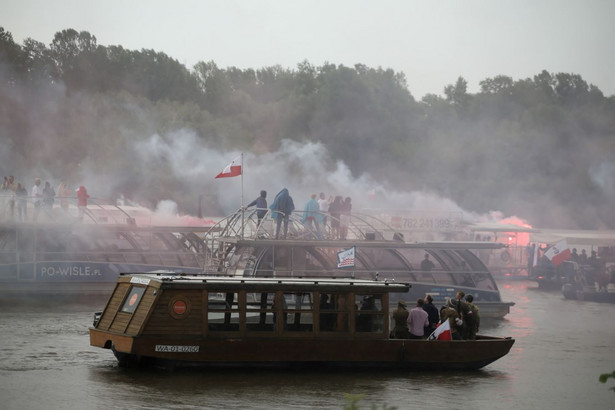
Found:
<box><xmin>130</xmin><ymin>130</ymin><xmax>528</xmax><ymax>231</ymax></box>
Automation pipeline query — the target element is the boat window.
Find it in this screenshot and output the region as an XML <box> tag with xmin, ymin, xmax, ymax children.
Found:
<box><xmin>245</xmin><ymin>292</ymin><xmax>275</xmax><ymax>331</ymax></box>
<box><xmin>472</xmin><ymin>273</ymin><xmax>497</xmax><ymax>291</ymax></box>
<box><xmin>360</xmin><ymin>248</ymin><xmax>409</xmax><ymax>270</ymax></box>
<box><xmin>320</xmin><ymin>293</ymin><xmax>349</xmax><ymax>332</ymax></box>
<box><xmin>355</xmin><ymin>294</ymin><xmax>384</xmax><ymax>333</ymax></box>
<box><xmin>207</xmin><ymin>291</ymin><xmax>240</xmax><ymax>331</ymax></box>
<box><xmin>120</xmin><ymin>286</ymin><xmax>146</xmax><ymax>314</ymax></box>
<box><xmin>281</xmin><ymin>292</ymin><xmax>313</xmax><ymax>332</ymax></box>
<box><xmin>431</xmin><ymin>272</ymin><xmax>456</xmax><ymax>285</ymax></box>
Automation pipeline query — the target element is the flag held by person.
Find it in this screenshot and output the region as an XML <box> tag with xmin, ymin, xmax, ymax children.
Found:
<box><xmin>427</xmin><ymin>318</ymin><xmax>452</xmax><ymax>340</ymax></box>
<box><xmin>337</xmin><ymin>246</ymin><xmax>355</xmax><ymax>268</ymax></box>
<box><xmin>215</xmin><ymin>155</ymin><xmax>242</xmax><ymax>179</ymax></box>
<box><xmin>544</xmin><ymin>239</ymin><xmax>571</xmax><ymax>267</ymax></box>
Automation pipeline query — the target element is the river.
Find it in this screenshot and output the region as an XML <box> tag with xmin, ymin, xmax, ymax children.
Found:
<box><xmin>1</xmin><ymin>280</ymin><xmax>614</xmax><ymax>409</ymax></box>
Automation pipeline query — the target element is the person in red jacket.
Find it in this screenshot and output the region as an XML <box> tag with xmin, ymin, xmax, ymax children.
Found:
<box><xmin>76</xmin><ymin>186</ymin><xmax>89</xmax><ymax>221</ymax></box>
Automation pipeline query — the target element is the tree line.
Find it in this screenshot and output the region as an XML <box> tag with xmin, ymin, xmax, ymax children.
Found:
<box><xmin>1</xmin><ymin>27</ymin><xmax>615</xmax><ymax>228</ymax></box>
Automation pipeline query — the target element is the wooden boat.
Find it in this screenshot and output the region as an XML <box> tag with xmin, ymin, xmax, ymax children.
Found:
<box><xmin>90</xmin><ymin>273</ymin><xmax>514</xmax><ymax>370</ymax></box>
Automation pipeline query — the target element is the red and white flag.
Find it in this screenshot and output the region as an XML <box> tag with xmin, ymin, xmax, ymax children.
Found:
<box><xmin>544</xmin><ymin>239</ymin><xmax>571</xmax><ymax>267</ymax></box>
<box><xmin>214</xmin><ymin>155</ymin><xmax>242</xmax><ymax>179</ymax></box>
<box><xmin>427</xmin><ymin>318</ymin><xmax>452</xmax><ymax>341</ymax></box>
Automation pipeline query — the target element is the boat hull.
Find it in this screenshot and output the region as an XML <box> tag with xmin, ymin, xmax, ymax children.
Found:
<box><xmin>562</xmin><ymin>283</ymin><xmax>615</xmax><ymax>303</ymax></box>
<box><xmin>90</xmin><ymin>329</ymin><xmax>514</xmax><ymax>370</ymax></box>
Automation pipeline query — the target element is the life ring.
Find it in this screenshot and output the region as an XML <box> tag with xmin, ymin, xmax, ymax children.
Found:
<box><xmin>500</xmin><ymin>251</ymin><xmax>511</xmax><ymax>263</ymax></box>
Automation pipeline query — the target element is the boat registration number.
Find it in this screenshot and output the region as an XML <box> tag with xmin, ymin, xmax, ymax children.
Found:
<box><xmin>155</xmin><ymin>345</ymin><xmax>199</xmax><ymax>353</ymax></box>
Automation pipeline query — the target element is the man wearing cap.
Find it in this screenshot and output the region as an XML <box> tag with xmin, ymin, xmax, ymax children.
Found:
<box><xmin>441</xmin><ymin>298</ymin><xmax>463</xmax><ymax>340</ymax></box>
<box><xmin>408</xmin><ymin>298</ymin><xmax>429</xmax><ymax>339</ymax></box>
<box><xmin>391</xmin><ymin>300</ymin><xmax>410</xmax><ymax>339</ymax></box>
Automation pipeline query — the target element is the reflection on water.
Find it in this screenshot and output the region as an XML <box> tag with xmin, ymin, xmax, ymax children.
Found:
<box><xmin>1</xmin><ymin>281</ymin><xmax>615</xmax><ymax>409</ymax></box>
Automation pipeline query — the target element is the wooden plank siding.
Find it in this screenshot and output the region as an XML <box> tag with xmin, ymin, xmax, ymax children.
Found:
<box><xmin>97</xmin><ymin>282</ymin><xmax>130</xmax><ymax>331</ymax></box>
<box><xmin>141</xmin><ymin>289</ymin><xmax>204</xmax><ymax>336</ymax></box>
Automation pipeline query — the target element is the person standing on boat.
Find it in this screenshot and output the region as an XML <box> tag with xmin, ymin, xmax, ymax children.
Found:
<box><xmin>464</xmin><ymin>294</ymin><xmax>480</xmax><ymax>340</ymax></box>
<box><xmin>441</xmin><ymin>299</ymin><xmax>463</xmax><ymax>340</ymax></box>
<box><xmin>57</xmin><ymin>181</ymin><xmax>71</xmax><ymax>213</ymax></box>
<box><xmin>422</xmin><ymin>294</ymin><xmax>439</xmax><ymax>336</ymax></box>
<box><xmin>455</xmin><ymin>291</ymin><xmax>474</xmax><ymax>339</ymax></box>
<box><xmin>339</xmin><ymin>197</ymin><xmax>352</xmax><ymax>240</ymax></box>
<box><xmin>301</xmin><ymin>194</ymin><xmax>321</xmax><ymax>238</ymax></box>
<box><xmin>270</xmin><ymin>188</ymin><xmax>294</xmax><ymax>239</ymax></box>
<box><xmin>31</xmin><ymin>178</ymin><xmax>43</xmax><ymax>221</ymax></box>
<box><xmin>15</xmin><ymin>182</ymin><xmax>28</xmax><ymax>221</ymax></box>
<box><xmin>77</xmin><ymin>185</ymin><xmax>90</xmax><ymax>221</ymax></box>
<box><xmin>42</xmin><ymin>181</ymin><xmax>55</xmax><ymax>212</ymax></box>
<box><xmin>328</xmin><ymin>196</ymin><xmax>343</xmax><ymax>239</ymax></box>
<box><xmin>408</xmin><ymin>299</ymin><xmax>429</xmax><ymax>339</ymax></box>
<box><xmin>318</xmin><ymin>192</ymin><xmax>328</xmax><ymax>229</ymax></box>
<box><xmin>245</xmin><ymin>190</ymin><xmax>267</xmax><ymax>227</ymax></box>
<box><xmin>421</xmin><ymin>253</ymin><xmax>435</xmax><ymax>271</ymax></box>
<box><xmin>391</xmin><ymin>300</ymin><xmax>410</xmax><ymax>339</ymax></box>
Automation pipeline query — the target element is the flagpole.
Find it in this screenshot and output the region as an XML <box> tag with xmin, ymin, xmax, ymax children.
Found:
<box><xmin>241</xmin><ymin>152</ymin><xmax>244</xmax><ymax>239</ymax></box>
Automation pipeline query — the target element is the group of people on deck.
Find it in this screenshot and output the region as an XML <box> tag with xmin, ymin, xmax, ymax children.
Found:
<box><xmin>391</xmin><ymin>291</ymin><xmax>481</xmax><ymax>340</ymax></box>
<box><xmin>245</xmin><ymin>188</ymin><xmax>352</xmax><ymax>240</ymax></box>
<box><xmin>1</xmin><ymin>175</ymin><xmax>90</xmax><ymax>222</ymax></box>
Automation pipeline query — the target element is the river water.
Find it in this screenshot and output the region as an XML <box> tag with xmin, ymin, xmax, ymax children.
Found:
<box><xmin>1</xmin><ymin>280</ymin><xmax>614</xmax><ymax>409</ymax></box>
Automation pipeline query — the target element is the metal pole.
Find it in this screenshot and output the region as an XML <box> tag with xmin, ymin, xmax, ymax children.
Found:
<box><xmin>241</xmin><ymin>152</ymin><xmax>244</xmax><ymax>239</ymax></box>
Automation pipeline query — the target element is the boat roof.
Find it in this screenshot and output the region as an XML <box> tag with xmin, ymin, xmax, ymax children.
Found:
<box><xmin>530</xmin><ymin>229</ymin><xmax>615</xmax><ymax>246</ymax></box>
<box><xmin>221</xmin><ymin>237</ymin><xmax>505</xmax><ymax>250</ymax></box>
<box><xmin>120</xmin><ymin>273</ymin><xmax>411</xmax><ymax>293</ymax></box>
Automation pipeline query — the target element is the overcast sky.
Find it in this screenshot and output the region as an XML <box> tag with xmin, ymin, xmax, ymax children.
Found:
<box><xmin>3</xmin><ymin>0</ymin><xmax>615</xmax><ymax>99</ymax></box>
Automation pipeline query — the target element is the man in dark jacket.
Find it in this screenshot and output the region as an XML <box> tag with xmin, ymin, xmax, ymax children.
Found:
<box><xmin>246</xmin><ymin>190</ymin><xmax>267</xmax><ymax>226</ymax></box>
<box><xmin>270</xmin><ymin>188</ymin><xmax>294</xmax><ymax>239</ymax></box>
<box><xmin>422</xmin><ymin>294</ymin><xmax>439</xmax><ymax>337</ymax></box>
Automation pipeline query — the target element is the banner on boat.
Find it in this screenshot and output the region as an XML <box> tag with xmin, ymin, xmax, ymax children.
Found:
<box><xmin>544</xmin><ymin>239</ymin><xmax>570</xmax><ymax>267</ymax></box>
<box><xmin>337</xmin><ymin>246</ymin><xmax>355</xmax><ymax>268</ymax></box>
<box><xmin>427</xmin><ymin>318</ymin><xmax>452</xmax><ymax>340</ymax></box>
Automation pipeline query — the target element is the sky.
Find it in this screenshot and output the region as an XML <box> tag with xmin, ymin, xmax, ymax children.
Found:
<box><xmin>3</xmin><ymin>0</ymin><xmax>615</xmax><ymax>99</ymax></box>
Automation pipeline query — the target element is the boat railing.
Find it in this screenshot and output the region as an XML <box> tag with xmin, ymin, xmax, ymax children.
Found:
<box><xmin>0</xmin><ymin>194</ymin><xmax>140</xmax><ymax>225</ymax></box>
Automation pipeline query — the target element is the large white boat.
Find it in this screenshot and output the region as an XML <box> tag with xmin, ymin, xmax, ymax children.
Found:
<box><xmin>200</xmin><ymin>209</ymin><xmax>515</xmax><ymax>318</ymax></box>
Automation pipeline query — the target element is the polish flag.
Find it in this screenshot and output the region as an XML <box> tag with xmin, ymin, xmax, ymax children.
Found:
<box><xmin>544</xmin><ymin>239</ymin><xmax>571</xmax><ymax>267</ymax></box>
<box><xmin>427</xmin><ymin>318</ymin><xmax>452</xmax><ymax>341</ymax></box>
<box><xmin>215</xmin><ymin>156</ymin><xmax>242</xmax><ymax>179</ymax></box>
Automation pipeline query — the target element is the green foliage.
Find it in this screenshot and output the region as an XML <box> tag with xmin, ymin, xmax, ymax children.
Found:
<box><xmin>599</xmin><ymin>371</ymin><xmax>615</xmax><ymax>393</ymax></box>
<box><xmin>1</xmin><ymin>26</ymin><xmax>615</xmax><ymax>227</ymax></box>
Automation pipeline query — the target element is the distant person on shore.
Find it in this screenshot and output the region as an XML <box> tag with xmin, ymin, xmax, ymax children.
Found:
<box><xmin>270</xmin><ymin>188</ymin><xmax>294</xmax><ymax>239</ymax></box>
<box><xmin>246</xmin><ymin>190</ymin><xmax>267</xmax><ymax>227</ymax></box>
<box><xmin>77</xmin><ymin>185</ymin><xmax>90</xmax><ymax>221</ymax></box>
